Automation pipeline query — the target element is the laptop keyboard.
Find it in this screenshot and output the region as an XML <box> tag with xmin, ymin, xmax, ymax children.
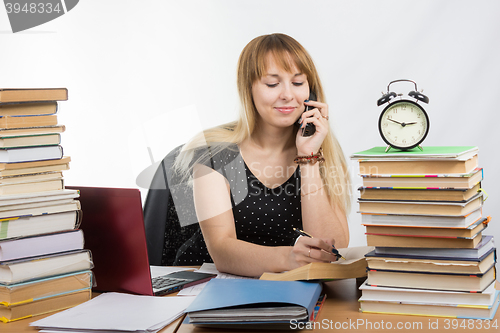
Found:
<box><xmin>152</xmin><ymin>276</ymin><xmax>188</xmax><ymax>291</ymax></box>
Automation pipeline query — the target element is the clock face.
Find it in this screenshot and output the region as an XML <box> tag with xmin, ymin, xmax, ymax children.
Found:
<box><xmin>378</xmin><ymin>100</ymin><xmax>429</xmax><ymax>149</ymax></box>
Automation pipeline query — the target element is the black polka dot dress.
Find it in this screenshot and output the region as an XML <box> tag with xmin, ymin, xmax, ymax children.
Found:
<box><xmin>174</xmin><ymin>143</ymin><xmax>303</xmax><ymax>264</ymax></box>
<box><xmin>234</xmin><ymin>160</ymin><xmax>302</xmax><ymax>246</ymax></box>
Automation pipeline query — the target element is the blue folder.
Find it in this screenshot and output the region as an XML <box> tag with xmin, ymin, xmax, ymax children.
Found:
<box><xmin>185</xmin><ymin>278</ymin><xmax>322</xmax><ymax>327</ymax></box>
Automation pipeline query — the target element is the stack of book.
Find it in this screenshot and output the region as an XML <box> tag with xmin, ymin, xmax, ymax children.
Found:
<box><xmin>351</xmin><ymin>146</ymin><xmax>499</xmax><ymax>320</ymax></box>
<box><xmin>0</xmin><ymin>89</ymin><xmax>92</xmax><ymax>323</ymax></box>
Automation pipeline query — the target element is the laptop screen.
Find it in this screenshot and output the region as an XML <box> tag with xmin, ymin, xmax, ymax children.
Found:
<box><xmin>66</xmin><ymin>186</ymin><xmax>154</xmax><ymax>296</ymax></box>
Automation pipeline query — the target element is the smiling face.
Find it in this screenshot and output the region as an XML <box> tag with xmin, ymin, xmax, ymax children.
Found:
<box><xmin>251</xmin><ymin>54</ymin><xmax>310</xmax><ymax>129</ymax></box>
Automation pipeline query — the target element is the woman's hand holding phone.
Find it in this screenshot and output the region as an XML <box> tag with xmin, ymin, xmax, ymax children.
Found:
<box><xmin>295</xmin><ymin>96</ymin><xmax>330</xmax><ymax>156</ymax></box>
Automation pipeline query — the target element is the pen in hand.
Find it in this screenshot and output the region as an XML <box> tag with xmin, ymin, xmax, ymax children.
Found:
<box><xmin>293</xmin><ymin>228</ymin><xmax>346</xmax><ymax>260</ymax></box>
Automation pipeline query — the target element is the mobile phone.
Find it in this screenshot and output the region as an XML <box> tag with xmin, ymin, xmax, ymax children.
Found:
<box><xmin>295</xmin><ymin>92</ymin><xmax>317</xmax><ymax>137</ymax></box>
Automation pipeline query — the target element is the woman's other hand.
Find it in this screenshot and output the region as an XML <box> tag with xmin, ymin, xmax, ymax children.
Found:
<box><xmin>287</xmin><ymin>235</ymin><xmax>337</xmax><ymax>270</ymax></box>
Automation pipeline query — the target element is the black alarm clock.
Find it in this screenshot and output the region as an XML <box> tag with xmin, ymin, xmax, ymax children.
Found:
<box><xmin>377</xmin><ymin>79</ymin><xmax>430</xmax><ymax>152</ymax></box>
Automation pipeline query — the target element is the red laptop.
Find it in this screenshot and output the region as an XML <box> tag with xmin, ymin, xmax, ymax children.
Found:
<box><xmin>66</xmin><ymin>186</ymin><xmax>215</xmax><ymax>296</ymax></box>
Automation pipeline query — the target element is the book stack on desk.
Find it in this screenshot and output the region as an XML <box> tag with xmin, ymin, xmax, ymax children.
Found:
<box><xmin>0</xmin><ymin>89</ymin><xmax>92</xmax><ymax>323</ymax></box>
<box><xmin>351</xmin><ymin>146</ymin><xmax>499</xmax><ymax>319</ymax></box>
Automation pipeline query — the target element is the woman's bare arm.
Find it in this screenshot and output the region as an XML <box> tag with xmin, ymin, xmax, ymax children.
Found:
<box><xmin>193</xmin><ymin>163</ymin><xmax>335</xmax><ymax>277</ymax></box>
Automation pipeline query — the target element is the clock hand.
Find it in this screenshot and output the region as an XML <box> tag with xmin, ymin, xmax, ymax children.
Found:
<box><xmin>388</xmin><ymin>119</ymin><xmax>418</xmax><ymax>127</ymax></box>
<box><xmin>387</xmin><ymin>118</ymin><xmax>404</xmax><ymax>125</ymax></box>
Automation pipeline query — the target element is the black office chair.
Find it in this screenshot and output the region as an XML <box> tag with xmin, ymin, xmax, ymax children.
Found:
<box><xmin>143</xmin><ymin>145</ymin><xmax>213</xmax><ymax>266</ymax></box>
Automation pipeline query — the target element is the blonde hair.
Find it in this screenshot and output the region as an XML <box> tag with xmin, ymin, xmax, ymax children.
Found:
<box><xmin>174</xmin><ymin>33</ymin><xmax>351</xmax><ymax>215</ymax></box>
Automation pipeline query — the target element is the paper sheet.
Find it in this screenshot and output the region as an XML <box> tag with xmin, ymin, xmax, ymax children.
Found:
<box><xmin>177</xmin><ymin>263</ymin><xmax>254</xmax><ymax>296</ymax></box>
<box><xmin>40</xmin><ymin>331</ymin><xmax>133</xmax><ymax>333</ymax></box>
<box><xmin>150</xmin><ymin>265</ymin><xmax>194</xmax><ymax>278</ymax></box>
<box><xmin>31</xmin><ymin>292</ymin><xmax>196</xmax><ymax>332</ymax></box>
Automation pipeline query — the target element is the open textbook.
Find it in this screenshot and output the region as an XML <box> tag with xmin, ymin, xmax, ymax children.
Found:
<box><xmin>260</xmin><ymin>246</ymin><xmax>374</xmax><ymax>281</ymax></box>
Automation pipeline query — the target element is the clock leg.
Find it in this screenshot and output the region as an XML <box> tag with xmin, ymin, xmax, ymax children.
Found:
<box><xmin>417</xmin><ymin>145</ymin><xmax>423</xmax><ymax>151</ymax></box>
<box><xmin>385</xmin><ymin>145</ymin><xmax>392</xmax><ymax>153</ymax></box>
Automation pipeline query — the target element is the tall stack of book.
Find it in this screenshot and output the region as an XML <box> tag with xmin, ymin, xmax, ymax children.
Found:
<box><xmin>351</xmin><ymin>146</ymin><xmax>499</xmax><ymax>320</ymax></box>
<box><xmin>0</xmin><ymin>89</ymin><xmax>93</xmax><ymax>323</ymax></box>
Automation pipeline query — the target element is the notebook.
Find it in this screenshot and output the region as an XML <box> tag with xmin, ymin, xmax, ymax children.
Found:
<box><xmin>185</xmin><ymin>278</ymin><xmax>323</xmax><ymax>328</ymax></box>
<box><xmin>65</xmin><ymin>186</ymin><xmax>215</xmax><ymax>296</ymax></box>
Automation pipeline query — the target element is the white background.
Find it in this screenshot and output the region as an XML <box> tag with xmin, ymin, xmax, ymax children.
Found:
<box><xmin>1</xmin><ymin>1</ymin><xmax>499</xmax><ymax>262</ymax></box>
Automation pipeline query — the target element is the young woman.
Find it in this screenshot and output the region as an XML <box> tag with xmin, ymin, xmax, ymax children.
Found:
<box><xmin>174</xmin><ymin>33</ymin><xmax>351</xmax><ymax>277</ymax></box>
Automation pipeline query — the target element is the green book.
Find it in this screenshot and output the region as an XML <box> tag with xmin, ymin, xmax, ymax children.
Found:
<box><xmin>351</xmin><ymin>146</ymin><xmax>478</xmax><ymax>160</ymax></box>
